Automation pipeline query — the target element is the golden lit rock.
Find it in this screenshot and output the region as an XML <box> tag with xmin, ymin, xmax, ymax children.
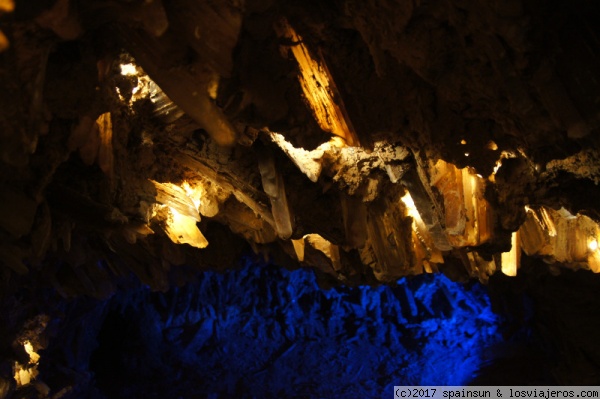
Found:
<box><xmin>257</xmin><ymin>148</ymin><xmax>293</xmax><ymax>240</ymax></box>
<box><xmin>13</xmin><ymin>340</ymin><xmax>40</xmax><ymax>387</ymax></box>
<box><xmin>501</xmin><ymin>231</ymin><xmax>521</xmax><ymax>277</ymax></box>
<box><xmin>519</xmin><ymin>206</ymin><xmax>600</xmax><ymax>272</ymax></box>
<box><xmin>362</xmin><ymin>193</ymin><xmax>415</xmax><ymax>282</ymax></box>
<box><xmin>292</xmin><ymin>239</ymin><xmax>305</xmax><ymax>262</ymax></box>
<box><xmin>163</xmin><ymin>207</ymin><xmax>208</xmax><ymax>248</ymax></box>
<box><xmin>305</xmin><ymin>234</ymin><xmax>342</xmax><ymax>271</ymax></box>
<box><xmin>401</xmin><ymin>191</ymin><xmax>444</xmax><ymax>266</ymax></box>
<box><xmin>120</xmin><ymin>28</ymin><xmax>238</xmax><ymax>146</ymax></box>
<box><xmin>429</xmin><ymin>159</ymin><xmax>493</xmax><ymax>247</ymax></box>
<box><xmin>151</xmin><ymin>180</ymin><xmax>200</xmax><ymax>222</ymax></box>
<box><xmin>275</xmin><ymin>19</ymin><xmax>360</xmax><ymax>147</ymax></box>
<box><xmin>269</xmin><ymin>132</ymin><xmax>328</xmax><ymax>182</ymax></box>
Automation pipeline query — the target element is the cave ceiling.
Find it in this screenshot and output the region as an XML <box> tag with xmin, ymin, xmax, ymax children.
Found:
<box><xmin>1</xmin><ymin>0</ymin><xmax>600</xmax><ymax>296</ymax></box>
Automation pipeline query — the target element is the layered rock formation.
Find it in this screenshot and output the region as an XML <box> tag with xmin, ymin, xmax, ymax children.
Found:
<box><xmin>1</xmin><ymin>0</ymin><xmax>600</xmax><ymax>394</ymax></box>
<box><xmin>2</xmin><ymin>0</ymin><xmax>600</xmax><ymax>292</ymax></box>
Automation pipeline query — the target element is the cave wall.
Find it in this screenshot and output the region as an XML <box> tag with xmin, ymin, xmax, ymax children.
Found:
<box><xmin>1</xmin><ymin>0</ymin><xmax>600</xmax><ymax>396</ymax></box>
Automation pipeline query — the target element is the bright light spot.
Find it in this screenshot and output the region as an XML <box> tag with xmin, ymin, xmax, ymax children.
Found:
<box><xmin>501</xmin><ymin>231</ymin><xmax>520</xmax><ymax>277</ymax></box>
<box><xmin>182</xmin><ymin>181</ymin><xmax>202</xmax><ymax>211</ymax></box>
<box><xmin>589</xmin><ymin>239</ymin><xmax>598</xmax><ymax>252</ymax></box>
<box><xmin>460</xmin><ymin>140</ymin><xmax>467</xmax><ymax>145</ymax></box>
<box><xmin>487</xmin><ymin>141</ymin><xmax>498</xmax><ymax>151</ymax></box>
<box><xmin>476</xmin><ymin>174</ymin><xmax>483</xmax><ymax>178</ymax></box>
<box><xmin>400</xmin><ymin>191</ymin><xmax>418</xmax><ymax>216</ymax></box>
<box><xmin>165</xmin><ymin>206</ymin><xmax>208</xmax><ymax>248</ymax></box>
<box><xmin>464</xmin><ymin>152</ymin><xmax>470</xmax><ymax>157</ymax></box>
<box><xmin>207</xmin><ymin>75</ymin><xmax>219</xmax><ymax>100</ymax></box>
<box><xmin>13</xmin><ymin>340</ymin><xmax>40</xmax><ymax>387</ymax></box>
<box><xmin>120</xmin><ymin>63</ymin><xmax>137</xmax><ymax>76</ymax></box>
<box><xmin>24</xmin><ymin>341</ymin><xmax>40</xmax><ymax>364</ymax></box>
<box><xmin>401</xmin><ymin>191</ymin><xmax>427</xmax><ymax>233</ymax></box>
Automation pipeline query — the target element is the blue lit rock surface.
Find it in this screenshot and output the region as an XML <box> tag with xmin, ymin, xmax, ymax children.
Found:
<box><xmin>33</xmin><ymin>256</ymin><xmax>501</xmax><ymax>398</ymax></box>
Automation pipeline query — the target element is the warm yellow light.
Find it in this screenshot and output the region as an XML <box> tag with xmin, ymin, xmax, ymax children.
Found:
<box><xmin>400</xmin><ymin>191</ymin><xmax>419</xmax><ymax>219</ymax></box>
<box><xmin>460</xmin><ymin>139</ymin><xmax>467</xmax><ymax>145</ymax></box>
<box><xmin>275</xmin><ymin>20</ymin><xmax>359</xmax><ymax>147</ymax></box>
<box><xmin>303</xmin><ymin>234</ymin><xmax>342</xmax><ymax>271</ymax></box>
<box><xmin>464</xmin><ymin>152</ymin><xmax>470</xmax><ymax>157</ymax></box>
<box><xmin>501</xmin><ymin>231</ymin><xmax>520</xmax><ymax>276</ymax></box>
<box><xmin>164</xmin><ymin>207</ymin><xmax>208</xmax><ymax>248</ymax></box>
<box><xmin>181</xmin><ymin>181</ymin><xmax>202</xmax><ymax>211</ymax></box>
<box><xmin>292</xmin><ymin>239</ymin><xmax>305</xmax><ymax>262</ymax></box>
<box><xmin>120</xmin><ymin>63</ymin><xmax>137</xmax><ymax>76</ymax></box>
<box><xmin>13</xmin><ymin>340</ymin><xmax>40</xmax><ymax>387</ymax></box>
<box><xmin>589</xmin><ymin>239</ymin><xmax>598</xmax><ymax>252</ymax></box>
<box><xmin>24</xmin><ymin>341</ymin><xmax>40</xmax><ymax>364</ymax></box>
<box><xmin>487</xmin><ymin>141</ymin><xmax>498</xmax><ymax>151</ymax></box>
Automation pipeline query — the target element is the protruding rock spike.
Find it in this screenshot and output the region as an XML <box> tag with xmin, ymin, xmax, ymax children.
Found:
<box><xmin>151</xmin><ymin>180</ymin><xmax>200</xmax><ymax>222</ymax></box>
<box><xmin>257</xmin><ymin>147</ymin><xmax>293</xmax><ymax>240</ymax></box>
<box><xmin>305</xmin><ymin>234</ymin><xmax>342</xmax><ymax>271</ymax></box>
<box><xmin>119</xmin><ymin>27</ymin><xmax>238</xmax><ymax>147</ymax></box>
<box><xmin>274</xmin><ymin>18</ymin><xmax>360</xmax><ymax>147</ymax></box>
<box><xmin>164</xmin><ymin>207</ymin><xmax>208</xmax><ymax>249</ymax></box>
<box><xmin>292</xmin><ymin>239</ymin><xmax>305</xmax><ymax>262</ymax></box>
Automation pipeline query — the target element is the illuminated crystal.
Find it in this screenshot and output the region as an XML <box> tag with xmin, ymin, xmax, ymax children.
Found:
<box><xmin>402</xmin><ymin>166</ymin><xmax>452</xmax><ymax>252</ymax></box>
<box><xmin>151</xmin><ymin>180</ymin><xmax>200</xmax><ymax>222</ymax></box>
<box><xmin>292</xmin><ymin>239</ymin><xmax>305</xmax><ymax>262</ymax></box>
<box><xmin>269</xmin><ymin>132</ymin><xmax>326</xmax><ymax>183</ymax></box>
<box><xmin>429</xmin><ymin>159</ymin><xmax>493</xmax><ymax>247</ymax></box>
<box><xmin>120</xmin><ymin>28</ymin><xmax>238</xmax><ymax>146</ymax></box>
<box><xmin>13</xmin><ymin>340</ymin><xmax>40</xmax><ymax>387</ymax></box>
<box><xmin>401</xmin><ymin>191</ymin><xmax>444</xmax><ymax>266</ymax></box>
<box><xmin>501</xmin><ymin>231</ymin><xmax>520</xmax><ymax>277</ymax></box>
<box><xmin>362</xmin><ymin>193</ymin><xmax>414</xmax><ymax>282</ymax></box>
<box><xmin>519</xmin><ymin>206</ymin><xmax>600</xmax><ymax>272</ymax></box>
<box><xmin>305</xmin><ymin>234</ymin><xmax>342</xmax><ymax>271</ymax></box>
<box><xmin>258</xmin><ymin>149</ymin><xmax>293</xmax><ymax>240</ymax></box>
<box><xmin>275</xmin><ymin>19</ymin><xmax>360</xmax><ymax>147</ymax></box>
<box><xmin>164</xmin><ymin>207</ymin><xmax>208</xmax><ymax>248</ymax></box>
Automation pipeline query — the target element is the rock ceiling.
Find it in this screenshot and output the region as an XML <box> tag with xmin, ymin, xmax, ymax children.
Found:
<box><xmin>1</xmin><ymin>0</ymin><xmax>600</xmax><ymax>297</ymax></box>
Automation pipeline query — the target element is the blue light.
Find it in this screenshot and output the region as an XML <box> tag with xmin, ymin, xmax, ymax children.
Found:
<box><xmin>85</xmin><ymin>256</ymin><xmax>502</xmax><ymax>398</ymax></box>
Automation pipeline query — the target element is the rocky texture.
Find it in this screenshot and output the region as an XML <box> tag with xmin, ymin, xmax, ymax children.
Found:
<box><xmin>1</xmin><ymin>0</ymin><xmax>600</xmax><ymax>395</ymax></box>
